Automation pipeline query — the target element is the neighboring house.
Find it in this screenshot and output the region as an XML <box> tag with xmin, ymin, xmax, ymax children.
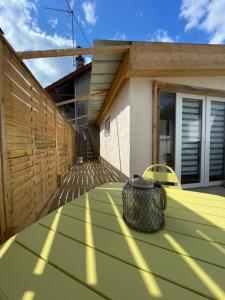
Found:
<box><xmin>45</xmin><ymin>60</ymin><xmax>99</xmax><ymax>160</ymax></box>
<box><xmin>45</xmin><ymin>60</ymin><xmax>91</xmax><ymax>126</ymax></box>
<box><xmin>87</xmin><ymin>40</ymin><xmax>225</xmax><ymax>188</ymax></box>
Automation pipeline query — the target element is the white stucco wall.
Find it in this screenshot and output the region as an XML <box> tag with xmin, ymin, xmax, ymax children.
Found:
<box><xmin>100</xmin><ymin>79</ymin><xmax>131</xmax><ymax>177</ymax></box>
<box><xmin>129</xmin><ymin>76</ymin><xmax>225</xmax><ymax>177</ymax></box>
<box><xmin>129</xmin><ymin>78</ymin><xmax>153</xmax><ymax>176</ymax></box>
<box><xmin>100</xmin><ymin>75</ymin><xmax>225</xmax><ymax>178</ymax></box>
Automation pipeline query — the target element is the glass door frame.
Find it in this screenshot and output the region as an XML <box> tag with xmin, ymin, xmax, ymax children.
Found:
<box><xmin>205</xmin><ymin>96</ymin><xmax>225</xmax><ymax>187</ymax></box>
<box><xmin>175</xmin><ymin>93</ymin><xmax>206</xmax><ymax>188</ymax></box>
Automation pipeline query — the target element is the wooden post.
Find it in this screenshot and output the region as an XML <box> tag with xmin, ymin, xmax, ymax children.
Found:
<box><xmin>55</xmin><ymin>110</ymin><xmax>62</xmax><ymax>187</ymax></box>
<box><xmin>152</xmin><ymin>80</ymin><xmax>160</xmax><ymax>164</ymax></box>
<box><xmin>0</xmin><ymin>39</ymin><xmax>7</xmax><ymax>242</ymax></box>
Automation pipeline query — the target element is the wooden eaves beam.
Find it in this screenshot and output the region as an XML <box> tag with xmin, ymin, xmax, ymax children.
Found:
<box><xmin>78</xmin><ymin>122</ymin><xmax>95</xmax><ymax>128</ymax></box>
<box><xmin>56</xmin><ymin>91</ymin><xmax>108</xmax><ymax>107</ymax></box>
<box><xmin>68</xmin><ymin>111</ymin><xmax>99</xmax><ymax>122</ymax></box>
<box><xmin>16</xmin><ymin>45</ymin><xmax>131</xmax><ymax>60</ymax></box>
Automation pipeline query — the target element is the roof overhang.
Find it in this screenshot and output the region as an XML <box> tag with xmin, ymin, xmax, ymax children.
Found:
<box><xmin>88</xmin><ymin>40</ymin><xmax>131</xmax><ymax>125</ymax></box>
<box><xmin>88</xmin><ymin>40</ymin><xmax>225</xmax><ymax>126</ymax></box>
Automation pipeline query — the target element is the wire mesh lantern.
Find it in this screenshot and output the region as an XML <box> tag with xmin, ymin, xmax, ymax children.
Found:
<box><xmin>122</xmin><ymin>176</ymin><xmax>166</xmax><ymax>232</ymax></box>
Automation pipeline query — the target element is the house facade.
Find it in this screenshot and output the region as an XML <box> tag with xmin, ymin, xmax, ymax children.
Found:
<box><xmin>90</xmin><ymin>40</ymin><xmax>225</xmax><ymax>188</ymax></box>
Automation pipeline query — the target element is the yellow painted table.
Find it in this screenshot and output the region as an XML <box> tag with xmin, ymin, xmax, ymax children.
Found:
<box><xmin>0</xmin><ymin>183</ymin><xmax>225</xmax><ymax>300</ymax></box>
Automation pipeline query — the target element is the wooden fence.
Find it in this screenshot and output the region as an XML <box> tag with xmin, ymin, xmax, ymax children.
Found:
<box><xmin>0</xmin><ymin>35</ymin><xmax>75</xmax><ymax>242</ymax></box>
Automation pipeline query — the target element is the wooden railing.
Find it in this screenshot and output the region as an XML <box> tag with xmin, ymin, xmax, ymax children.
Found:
<box><xmin>0</xmin><ymin>35</ymin><xmax>75</xmax><ymax>242</ymax></box>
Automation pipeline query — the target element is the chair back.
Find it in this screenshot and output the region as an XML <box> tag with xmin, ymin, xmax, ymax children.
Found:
<box><xmin>143</xmin><ymin>164</ymin><xmax>182</xmax><ymax>189</ymax></box>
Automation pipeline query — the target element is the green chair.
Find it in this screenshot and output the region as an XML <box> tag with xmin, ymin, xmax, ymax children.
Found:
<box><xmin>143</xmin><ymin>164</ymin><xmax>182</xmax><ymax>190</ymax></box>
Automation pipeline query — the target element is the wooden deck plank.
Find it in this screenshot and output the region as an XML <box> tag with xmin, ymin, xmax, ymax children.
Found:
<box><xmin>16</xmin><ymin>223</ymin><xmax>207</xmax><ymax>300</ymax></box>
<box><xmin>0</xmin><ymin>240</ymin><xmax>103</xmax><ymax>300</ymax></box>
<box><xmin>49</xmin><ymin>161</ymin><xmax>119</xmax><ymax>213</ymax></box>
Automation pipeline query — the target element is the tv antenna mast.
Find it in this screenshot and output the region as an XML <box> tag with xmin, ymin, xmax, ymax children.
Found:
<box><xmin>44</xmin><ymin>0</ymin><xmax>91</xmax><ymax>65</ymax></box>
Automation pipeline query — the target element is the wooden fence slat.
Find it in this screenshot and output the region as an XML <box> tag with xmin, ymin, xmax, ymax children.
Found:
<box><xmin>0</xmin><ymin>36</ymin><xmax>75</xmax><ymax>242</ymax></box>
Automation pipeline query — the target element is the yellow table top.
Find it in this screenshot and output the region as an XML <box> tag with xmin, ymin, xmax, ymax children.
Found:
<box><xmin>0</xmin><ymin>182</ymin><xmax>225</xmax><ymax>300</ymax></box>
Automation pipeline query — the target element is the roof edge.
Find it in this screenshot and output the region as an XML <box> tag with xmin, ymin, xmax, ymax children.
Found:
<box><xmin>45</xmin><ymin>62</ymin><xmax>92</xmax><ymax>92</ymax></box>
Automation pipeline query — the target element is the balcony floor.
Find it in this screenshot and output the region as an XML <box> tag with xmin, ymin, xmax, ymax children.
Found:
<box><xmin>49</xmin><ymin>160</ymin><xmax>120</xmax><ymax>213</ymax></box>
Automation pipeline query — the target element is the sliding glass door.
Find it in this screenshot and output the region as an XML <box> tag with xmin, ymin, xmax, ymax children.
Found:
<box><xmin>181</xmin><ymin>99</ymin><xmax>203</xmax><ymax>184</ymax></box>
<box><xmin>175</xmin><ymin>94</ymin><xmax>225</xmax><ymax>188</ymax></box>
<box><xmin>159</xmin><ymin>92</ymin><xmax>225</xmax><ymax>187</ymax></box>
<box><xmin>176</xmin><ymin>94</ymin><xmax>205</xmax><ymax>187</ymax></box>
<box><xmin>206</xmin><ymin>98</ymin><xmax>225</xmax><ymax>184</ymax></box>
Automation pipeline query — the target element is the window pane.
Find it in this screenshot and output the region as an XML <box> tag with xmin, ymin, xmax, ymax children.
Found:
<box><xmin>159</xmin><ymin>92</ymin><xmax>176</xmax><ymax>169</ymax></box>
<box><xmin>181</xmin><ymin>99</ymin><xmax>202</xmax><ymax>184</ymax></box>
<box><xmin>210</xmin><ymin>101</ymin><xmax>225</xmax><ymax>181</ymax></box>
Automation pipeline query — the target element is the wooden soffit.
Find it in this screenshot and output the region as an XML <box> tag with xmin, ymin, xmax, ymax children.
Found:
<box><xmin>96</xmin><ymin>50</ymin><xmax>131</xmax><ymax>126</ymax></box>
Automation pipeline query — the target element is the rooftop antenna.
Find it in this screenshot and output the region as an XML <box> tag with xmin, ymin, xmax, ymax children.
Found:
<box><xmin>44</xmin><ymin>1</ymin><xmax>91</xmax><ymax>66</ymax></box>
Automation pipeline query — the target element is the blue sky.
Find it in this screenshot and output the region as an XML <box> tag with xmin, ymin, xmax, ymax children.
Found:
<box><xmin>1</xmin><ymin>0</ymin><xmax>225</xmax><ymax>86</ymax></box>
<box><xmin>30</xmin><ymin>0</ymin><xmax>215</xmax><ymax>45</ymax></box>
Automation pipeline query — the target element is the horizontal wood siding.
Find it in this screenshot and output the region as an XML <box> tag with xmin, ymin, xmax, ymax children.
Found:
<box><xmin>0</xmin><ymin>36</ymin><xmax>75</xmax><ymax>241</ymax></box>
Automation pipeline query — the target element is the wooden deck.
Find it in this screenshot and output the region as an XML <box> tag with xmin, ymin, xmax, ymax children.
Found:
<box><xmin>49</xmin><ymin>160</ymin><xmax>120</xmax><ymax>213</ymax></box>
<box><xmin>0</xmin><ymin>183</ymin><xmax>225</xmax><ymax>299</ymax></box>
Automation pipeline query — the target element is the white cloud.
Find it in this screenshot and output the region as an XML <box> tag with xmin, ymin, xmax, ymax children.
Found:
<box><xmin>180</xmin><ymin>0</ymin><xmax>209</xmax><ymax>31</ymax></box>
<box><xmin>69</xmin><ymin>0</ymin><xmax>75</xmax><ymax>9</ymax></box>
<box><xmin>136</xmin><ymin>10</ymin><xmax>144</xmax><ymax>19</ymax></box>
<box><xmin>0</xmin><ymin>0</ymin><xmax>75</xmax><ymax>86</ymax></box>
<box><xmin>111</xmin><ymin>31</ymin><xmax>127</xmax><ymax>41</ymax></box>
<box><xmin>48</xmin><ymin>17</ymin><xmax>58</xmax><ymax>29</ymax></box>
<box><xmin>77</xmin><ymin>15</ymin><xmax>87</xmax><ymax>28</ymax></box>
<box><xmin>180</xmin><ymin>0</ymin><xmax>225</xmax><ymax>44</ymax></box>
<box><xmin>82</xmin><ymin>1</ymin><xmax>97</xmax><ymax>25</ymax></box>
<box><xmin>85</xmin><ymin>55</ymin><xmax>92</xmax><ymax>64</ymax></box>
<box><xmin>148</xmin><ymin>29</ymin><xmax>174</xmax><ymax>43</ymax></box>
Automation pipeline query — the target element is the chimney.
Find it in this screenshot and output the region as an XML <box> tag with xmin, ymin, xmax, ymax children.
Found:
<box><xmin>75</xmin><ymin>46</ymin><xmax>85</xmax><ymax>69</ymax></box>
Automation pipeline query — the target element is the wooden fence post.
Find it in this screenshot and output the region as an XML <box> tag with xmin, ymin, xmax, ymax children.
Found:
<box><xmin>55</xmin><ymin>109</ymin><xmax>61</xmax><ymax>187</ymax></box>
<box><xmin>0</xmin><ymin>38</ymin><xmax>7</xmax><ymax>242</ymax></box>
